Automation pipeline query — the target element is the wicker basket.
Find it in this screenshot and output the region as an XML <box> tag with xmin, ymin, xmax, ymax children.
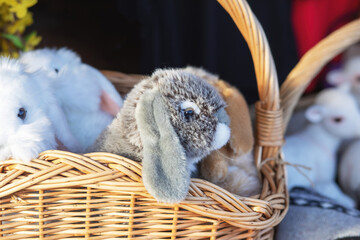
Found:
<box><xmin>1</xmin><ymin>0</ymin><xmax>359</xmax><ymax>239</ymax></box>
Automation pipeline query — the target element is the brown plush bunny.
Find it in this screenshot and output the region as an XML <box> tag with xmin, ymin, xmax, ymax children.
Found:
<box><xmin>184</xmin><ymin>67</ymin><xmax>261</xmax><ymax>197</ymax></box>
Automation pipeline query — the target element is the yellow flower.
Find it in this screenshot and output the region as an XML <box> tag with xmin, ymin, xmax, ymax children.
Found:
<box><xmin>7</xmin><ymin>12</ymin><xmax>33</xmax><ymax>34</ymax></box>
<box><xmin>1</xmin><ymin>39</ymin><xmax>9</xmax><ymax>52</ymax></box>
<box><xmin>24</xmin><ymin>32</ymin><xmax>41</xmax><ymax>51</ymax></box>
<box><xmin>9</xmin><ymin>0</ymin><xmax>37</xmax><ymax>19</ymax></box>
<box><xmin>0</xmin><ymin>0</ymin><xmax>40</xmax><ymax>56</ymax></box>
<box><xmin>0</xmin><ymin>0</ymin><xmax>18</xmax><ymax>7</ymax></box>
<box><xmin>0</xmin><ymin>4</ymin><xmax>14</xmax><ymax>23</ymax></box>
<box><xmin>0</xmin><ymin>51</ymin><xmax>19</xmax><ymax>59</ymax></box>
<box><xmin>11</xmin><ymin>51</ymin><xmax>19</xmax><ymax>58</ymax></box>
<box><xmin>0</xmin><ymin>52</ymin><xmax>11</xmax><ymax>58</ymax></box>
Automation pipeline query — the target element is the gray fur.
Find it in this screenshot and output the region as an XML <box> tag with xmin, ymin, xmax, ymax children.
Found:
<box><xmin>91</xmin><ymin>79</ymin><xmax>154</xmax><ymax>160</ymax></box>
<box><xmin>137</xmin><ymin>89</ymin><xmax>189</xmax><ymax>202</ymax></box>
<box><xmin>215</xmin><ymin>108</ymin><xmax>230</xmax><ymax>126</ymax></box>
<box><xmin>91</xmin><ymin>68</ymin><xmax>229</xmax><ymax>203</ymax></box>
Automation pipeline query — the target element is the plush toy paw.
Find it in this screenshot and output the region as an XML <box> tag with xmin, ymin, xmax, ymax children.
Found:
<box><xmin>200</xmin><ymin>153</ymin><xmax>229</xmax><ymax>183</ymax></box>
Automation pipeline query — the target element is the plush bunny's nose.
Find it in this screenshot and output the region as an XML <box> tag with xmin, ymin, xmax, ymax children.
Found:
<box><xmin>215</xmin><ymin>108</ymin><xmax>230</xmax><ymax>126</ymax></box>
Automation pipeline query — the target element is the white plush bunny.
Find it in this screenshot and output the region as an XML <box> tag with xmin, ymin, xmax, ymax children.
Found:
<box><xmin>19</xmin><ymin>48</ymin><xmax>123</xmax><ymax>151</ymax></box>
<box><xmin>284</xmin><ymin>87</ymin><xmax>360</xmax><ymax>208</ymax></box>
<box><xmin>0</xmin><ymin>57</ymin><xmax>81</xmax><ymax>162</ymax></box>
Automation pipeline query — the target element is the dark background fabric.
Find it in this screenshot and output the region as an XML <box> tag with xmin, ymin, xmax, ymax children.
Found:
<box><xmin>122</xmin><ymin>0</ymin><xmax>298</xmax><ymax>104</ymax></box>
<box><xmin>31</xmin><ymin>0</ymin><xmax>298</xmax><ymax>104</ymax></box>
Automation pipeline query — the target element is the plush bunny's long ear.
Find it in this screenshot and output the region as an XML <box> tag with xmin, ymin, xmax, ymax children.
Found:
<box><xmin>305</xmin><ymin>105</ymin><xmax>326</xmax><ymax>123</ymax></box>
<box><xmin>215</xmin><ymin>80</ymin><xmax>254</xmax><ymax>155</ymax></box>
<box><xmin>47</xmin><ymin>103</ymin><xmax>82</xmax><ymax>153</ymax></box>
<box><xmin>33</xmin><ymin>72</ymin><xmax>82</xmax><ymax>153</ymax></box>
<box><xmin>85</xmin><ymin>65</ymin><xmax>123</xmax><ymax>116</ymax></box>
<box><xmin>136</xmin><ymin>89</ymin><xmax>190</xmax><ymax>203</ymax></box>
<box><xmin>100</xmin><ymin>90</ymin><xmax>121</xmax><ymax>116</ymax></box>
<box><xmin>326</xmin><ymin>69</ymin><xmax>346</xmax><ymax>86</ymax></box>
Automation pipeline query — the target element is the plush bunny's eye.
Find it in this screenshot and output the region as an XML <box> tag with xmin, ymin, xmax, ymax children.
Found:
<box><xmin>54</xmin><ymin>68</ymin><xmax>59</xmax><ymax>73</ymax></box>
<box><xmin>332</xmin><ymin>116</ymin><xmax>343</xmax><ymax>123</ymax></box>
<box><xmin>184</xmin><ymin>107</ymin><xmax>194</xmax><ymax>119</ymax></box>
<box><xmin>356</xmin><ymin>75</ymin><xmax>360</xmax><ymax>83</ymax></box>
<box><xmin>180</xmin><ymin>101</ymin><xmax>200</xmax><ymax>121</ymax></box>
<box><xmin>17</xmin><ymin>108</ymin><xmax>27</xmax><ymax>120</ymax></box>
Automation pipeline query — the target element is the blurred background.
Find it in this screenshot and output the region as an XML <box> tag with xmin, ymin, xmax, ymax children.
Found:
<box><xmin>27</xmin><ymin>0</ymin><xmax>360</xmax><ymax>104</ymax></box>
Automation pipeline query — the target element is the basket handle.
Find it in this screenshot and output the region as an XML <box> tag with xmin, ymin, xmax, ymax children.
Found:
<box><xmin>217</xmin><ymin>0</ymin><xmax>280</xmax><ymax>110</ymax></box>
<box><xmin>281</xmin><ymin>19</ymin><xmax>360</xmax><ymax>131</ymax></box>
<box><xmin>217</xmin><ymin>0</ymin><xmax>283</xmax><ymax>163</ymax></box>
<box><xmin>217</xmin><ymin>1</ymin><xmax>287</xmax><ymax>228</ymax></box>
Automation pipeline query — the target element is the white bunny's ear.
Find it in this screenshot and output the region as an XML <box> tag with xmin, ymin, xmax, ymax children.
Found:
<box><xmin>337</xmin><ymin>83</ymin><xmax>351</xmax><ymax>93</ymax></box>
<box><xmin>136</xmin><ymin>89</ymin><xmax>190</xmax><ymax>203</ymax></box>
<box><xmin>56</xmin><ymin>137</ymin><xmax>69</xmax><ymax>151</ymax></box>
<box><xmin>47</xmin><ymin>103</ymin><xmax>82</xmax><ymax>152</ymax></box>
<box><xmin>326</xmin><ymin>69</ymin><xmax>347</xmax><ymax>86</ymax></box>
<box><xmin>100</xmin><ymin>91</ymin><xmax>121</xmax><ymax>116</ymax></box>
<box><xmin>305</xmin><ymin>105</ymin><xmax>326</xmax><ymax>123</ymax></box>
<box><xmin>85</xmin><ymin>64</ymin><xmax>123</xmax><ymax>116</ymax></box>
<box><xmin>26</xmin><ymin>70</ymin><xmax>82</xmax><ymax>153</ymax></box>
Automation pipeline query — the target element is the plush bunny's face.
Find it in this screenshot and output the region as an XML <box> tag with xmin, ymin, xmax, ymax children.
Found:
<box><xmin>20</xmin><ymin>48</ymin><xmax>112</xmax><ymax>112</ymax></box>
<box><xmin>306</xmin><ymin>88</ymin><xmax>360</xmax><ymax>139</ymax></box>
<box><xmin>156</xmin><ymin>70</ymin><xmax>230</xmax><ymax>160</ymax></box>
<box><xmin>20</xmin><ymin>48</ymin><xmax>81</xmax><ymax>76</ymax></box>
<box><xmin>0</xmin><ymin>59</ymin><xmax>56</xmax><ymax>162</ymax></box>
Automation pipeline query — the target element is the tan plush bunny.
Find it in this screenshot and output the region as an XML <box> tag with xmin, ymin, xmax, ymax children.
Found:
<box><xmin>184</xmin><ymin>67</ymin><xmax>261</xmax><ymax>197</ymax></box>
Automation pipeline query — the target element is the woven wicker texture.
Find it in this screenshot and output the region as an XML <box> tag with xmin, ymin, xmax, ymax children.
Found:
<box><xmin>2</xmin><ymin>0</ymin><xmax>358</xmax><ymax>239</ymax></box>
<box><xmin>0</xmin><ymin>151</ymin><xmax>282</xmax><ymax>239</ymax></box>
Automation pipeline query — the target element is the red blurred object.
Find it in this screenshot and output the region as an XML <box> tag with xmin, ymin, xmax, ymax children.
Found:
<box><xmin>292</xmin><ymin>0</ymin><xmax>360</xmax><ymax>92</ymax></box>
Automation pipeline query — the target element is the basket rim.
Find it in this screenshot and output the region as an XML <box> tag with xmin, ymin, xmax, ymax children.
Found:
<box><xmin>0</xmin><ymin>150</ymin><xmax>286</xmax><ymax>230</ymax></box>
